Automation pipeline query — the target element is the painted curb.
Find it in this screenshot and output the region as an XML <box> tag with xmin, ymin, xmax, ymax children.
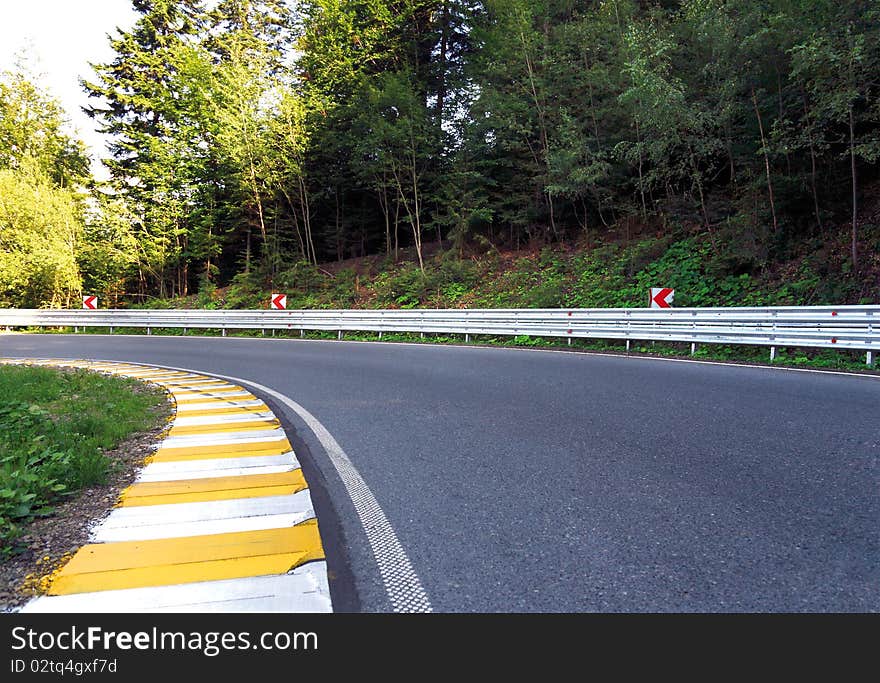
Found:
<box><xmin>0</xmin><ymin>358</ymin><xmax>332</xmax><ymax>613</ymax></box>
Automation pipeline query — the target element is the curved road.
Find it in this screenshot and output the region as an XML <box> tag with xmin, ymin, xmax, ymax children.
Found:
<box><xmin>3</xmin><ymin>334</ymin><xmax>878</xmax><ymax>612</ymax></box>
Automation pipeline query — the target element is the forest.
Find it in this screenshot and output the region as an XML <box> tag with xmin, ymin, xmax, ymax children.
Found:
<box><xmin>0</xmin><ymin>0</ymin><xmax>878</xmax><ymax>309</ymax></box>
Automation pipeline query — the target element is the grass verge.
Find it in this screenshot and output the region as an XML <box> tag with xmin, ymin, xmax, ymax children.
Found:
<box><xmin>0</xmin><ymin>365</ymin><xmax>168</xmax><ymax>558</ymax></box>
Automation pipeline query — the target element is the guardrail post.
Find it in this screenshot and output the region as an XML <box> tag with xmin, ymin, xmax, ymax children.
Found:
<box><xmin>74</xmin><ymin>326</ymin><xmax>78</xmax><ymax>334</ymax></box>
<box><xmin>378</xmin><ymin>331</ymin><xmax>383</xmax><ymax>339</ymax></box>
<box><xmin>222</xmin><ymin>328</ymin><xmax>227</xmax><ymax>337</ymax></box>
<box><xmin>690</xmin><ymin>342</ymin><xmax>696</xmax><ymax>355</ymax></box>
<box><xmin>110</xmin><ymin>326</ymin><xmax>114</xmax><ymax>334</ymax></box>
<box><xmin>261</xmin><ymin>328</ymin><xmax>265</xmax><ymax>336</ymax></box>
<box><xmin>183</xmin><ymin>327</ymin><xmax>187</xmax><ymax>335</ymax></box>
<box><xmin>771</xmin><ymin>312</ymin><xmax>777</xmax><ymax>362</ymax></box>
<box><xmin>147</xmin><ymin>327</ymin><xmax>151</xmax><ymax>335</ymax></box>
<box><xmin>869</xmin><ymin>316</ymin><xmax>874</xmax><ymax>366</ymax></box>
<box><xmin>626</xmin><ymin>339</ymin><xmax>630</xmax><ymax>352</ymax></box>
<box><xmin>338</xmin><ymin>330</ymin><xmax>343</xmax><ymax>340</ymax></box>
<box><xmin>465</xmin><ymin>333</ymin><xmax>470</xmax><ymax>342</ymax></box>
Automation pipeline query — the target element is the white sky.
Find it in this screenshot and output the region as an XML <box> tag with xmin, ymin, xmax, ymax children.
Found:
<box><xmin>0</xmin><ymin>1</ymin><xmax>139</xmax><ymax>179</ymax></box>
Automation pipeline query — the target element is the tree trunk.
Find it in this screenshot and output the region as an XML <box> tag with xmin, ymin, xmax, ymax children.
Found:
<box><xmin>299</xmin><ymin>177</ymin><xmax>316</xmax><ymax>265</ymax></box>
<box><xmin>334</xmin><ymin>186</ymin><xmax>343</xmax><ymax>262</ymax></box>
<box><xmin>410</xmin><ymin>147</ymin><xmax>424</xmax><ymax>272</ymax></box>
<box><xmin>635</xmin><ymin>114</ymin><xmax>647</xmax><ymax>221</ymax></box>
<box><xmin>249</xmin><ymin>160</ymin><xmax>267</xmax><ymax>245</ymax></box>
<box><xmin>393</xmin><ymin>198</ymin><xmax>400</xmax><ymax>262</ymax></box>
<box><xmin>776</xmin><ymin>63</ymin><xmax>792</xmax><ymax>175</ymax></box>
<box><xmin>281</xmin><ymin>185</ymin><xmax>306</xmax><ymax>261</ymax></box>
<box><xmin>802</xmin><ymin>94</ymin><xmax>822</xmax><ymax>233</ymax></box>
<box><xmin>379</xmin><ymin>182</ymin><xmax>391</xmax><ymax>256</ymax></box>
<box><xmin>436</xmin><ymin>1</ymin><xmax>448</xmax><ymax>123</ymax></box>
<box><xmin>751</xmin><ymin>87</ymin><xmax>778</xmax><ymax>234</ymax></box>
<box><xmin>849</xmin><ymin>105</ymin><xmax>858</xmax><ymax>271</ymax></box>
<box><xmin>691</xmin><ymin>159</ymin><xmax>718</xmax><ymax>254</ymax></box>
<box><xmin>521</xmin><ymin>29</ymin><xmax>555</xmax><ymax>241</ymax></box>
<box><xmin>244</xmin><ymin>225</ymin><xmax>251</xmax><ymax>274</ymax></box>
<box><xmin>725</xmin><ymin>122</ymin><xmax>735</xmax><ymax>187</ymax></box>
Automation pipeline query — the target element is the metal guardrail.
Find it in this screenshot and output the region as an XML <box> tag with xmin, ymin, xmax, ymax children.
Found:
<box><xmin>0</xmin><ymin>305</ymin><xmax>876</xmax><ymax>365</ymax></box>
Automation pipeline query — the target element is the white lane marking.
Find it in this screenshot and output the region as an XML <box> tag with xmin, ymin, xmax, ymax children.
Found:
<box><xmin>19</xmin><ymin>564</ymin><xmax>332</xmax><ymax>613</ymax></box>
<box><xmin>136</xmin><ymin>463</ymin><xmax>295</xmax><ymax>483</ymax></box>
<box><xmin>153</xmin><ymin>365</ymin><xmax>433</xmax><ymax>614</ymax></box>
<box><xmin>139</xmin><ymin>453</ymin><xmax>299</xmax><ymax>478</ymax></box>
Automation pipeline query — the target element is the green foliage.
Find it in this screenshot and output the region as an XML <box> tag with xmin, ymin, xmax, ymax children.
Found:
<box><xmin>225</xmin><ymin>271</ymin><xmax>268</xmax><ymax>309</ymax></box>
<box><xmin>0</xmin><ymin>161</ymin><xmax>84</xmax><ymax>307</ymax></box>
<box><xmin>0</xmin><ymin>366</ymin><xmax>167</xmax><ymax>557</ymax></box>
<box><xmin>0</xmin><ymin>68</ymin><xmax>90</xmax><ymax>187</ymax></box>
<box><xmin>3</xmin><ymin>1</ymin><xmax>879</xmax><ymax>308</ymax></box>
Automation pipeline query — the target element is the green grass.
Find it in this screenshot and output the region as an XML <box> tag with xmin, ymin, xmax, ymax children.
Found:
<box><xmin>0</xmin><ymin>365</ymin><xmax>168</xmax><ymax>557</ymax></box>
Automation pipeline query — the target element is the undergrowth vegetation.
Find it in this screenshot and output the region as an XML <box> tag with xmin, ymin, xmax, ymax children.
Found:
<box><xmin>0</xmin><ymin>365</ymin><xmax>167</xmax><ymax>557</ymax></box>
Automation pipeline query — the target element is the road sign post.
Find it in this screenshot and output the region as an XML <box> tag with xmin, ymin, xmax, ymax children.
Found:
<box><xmin>650</xmin><ymin>288</ymin><xmax>674</xmax><ymax>309</ymax></box>
<box><xmin>270</xmin><ymin>293</ymin><xmax>287</xmax><ymax>310</ymax></box>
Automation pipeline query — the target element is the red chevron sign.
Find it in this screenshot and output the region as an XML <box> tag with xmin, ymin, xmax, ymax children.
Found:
<box><xmin>650</xmin><ymin>288</ymin><xmax>674</xmax><ymax>309</ymax></box>
<box><xmin>82</xmin><ymin>295</ymin><xmax>97</xmax><ymax>310</ymax></box>
<box><xmin>270</xmin><ymin>293</ymin><xmax>287</xmax><ymax>310</ymax></box>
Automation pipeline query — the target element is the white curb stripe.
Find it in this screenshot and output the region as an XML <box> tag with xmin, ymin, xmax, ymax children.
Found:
<box><xmin>163</xmin><ymin>382</ymin><xmax>234</xmax><ymax>390</ymax></box>
<box><xmin>174</xmin><ymin>399</ymin><xmax>266</xmax><ymax>412</ymax></box>
<box><xmin>2</xmin><ymin>359</ymin><xmax>331</xmax><ymax>614</ymax></box>
<box><xmin>138</xmin><ymin>453</ymin><xmax>299</xmax><ymax>478</ymax></box>
<box><xmin>136</xmin><ymin>464</ymin><xmax>296</xmax><ymax>483</ymax></box>
<box><xmin>92</xmin><ymin>491</ymin><xmax>315</xmax><ymax>529</ymax></box>
<box><xmin>20</xmin><ymin>564</ymin><xmax>331</xmax><ymax>613</ymax></box>
<box><xmin>160</xmin><ymin>429</ymin><xmax>287</xmax><ymax>448</ymax></box>
<box><xmin>172</xmin><ymin>390</ymin><xmax>254</xmax><ymax>400</ymax></box>
<box><xmin>171</xmin><ymin>412</ymin><xmax>276</xmax><ymax>427</ymax></box>
<box><xmin>92</xmin><ymin>511</ymin><xmax>315</xmax><ymax>542</ymax></box>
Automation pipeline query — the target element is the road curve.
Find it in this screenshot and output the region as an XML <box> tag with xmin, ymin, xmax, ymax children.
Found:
<box><xmin>2</xmin><ymin>334</ymin><xmax>877</xmax><ymax>612</ymax></box>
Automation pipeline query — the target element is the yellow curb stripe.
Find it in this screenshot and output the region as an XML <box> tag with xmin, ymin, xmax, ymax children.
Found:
<box><xmin>48</xmin><ymin>522</ymin><xmax>324</xmax><ymax>595</ymax></box>
<box><xmin>150</xmin><ymin>439</ymin><xmax>294</xmax><ymax>462</ymax></box>
<box><xmin>6</xmin><ymin>359</ymin><xmax>331</xmax><ymax>609</ymax></box>
<box><xmin>168</xmin><ymin>419</ymin><xmax>280</xmax><ymax>436</ymax></box>
<box><xmin>120</xmin><ymin>470</ymin><xmax>307</xmax><ymax>506</ymax></box>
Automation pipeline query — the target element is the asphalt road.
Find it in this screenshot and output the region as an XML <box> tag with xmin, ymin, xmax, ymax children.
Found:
<box><xmin>2</xmin><ymin>334</ymin><xmax>878</xmax><ymax>612</ymax></box>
